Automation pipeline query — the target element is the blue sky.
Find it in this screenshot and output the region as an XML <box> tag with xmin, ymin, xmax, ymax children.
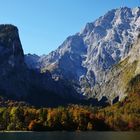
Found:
<box><xmin>0</xmin><ymin>0</ymin><xmax>139</xmax><ymax>55</ymax></box>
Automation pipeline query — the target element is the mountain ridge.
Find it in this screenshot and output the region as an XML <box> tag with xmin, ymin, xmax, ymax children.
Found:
<box><xmin>25</xmin><ymin>7</ymin><xmax>140</xmax><ymax>102</ymax></box>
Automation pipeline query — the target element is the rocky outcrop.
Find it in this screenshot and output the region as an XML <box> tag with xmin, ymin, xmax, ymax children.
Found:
<box><xmin>0</xmin><ymin>24</ymin><xmax>27</xmax><ymax>98</ymax></box>
<box><xmin>0</xmin><ymin>25</ymin><xmax>24</xmax><ymax>69</ymax></box>
<box><xmin>92</xmin><ymin>35</ymin><xmax>140</xmax><ymax>104</ymax></box>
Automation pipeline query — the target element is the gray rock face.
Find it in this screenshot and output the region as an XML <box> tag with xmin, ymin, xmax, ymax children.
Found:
<box><xmin>25</xmin><ymin>54</ymin><xmax>40</xmax><ymax>71</ymax></box>
<box><xmin>25</xmin><ymin>7</ymin><xmax>140</xmax><ymax>101</ymax></box>
<box><xmin>0</xmin><ymin>25</ymin><xmax>28</xmax><ymax>97</ymax></box>
<box><xmin>0</xmin><ymin>25</ymin><xmax>24</xmax><ymax>68</ymax></box>
<box><xmin>92</xmin><ymin>35</ymin><xmax>140</xmax><ymax>104</ymax></box>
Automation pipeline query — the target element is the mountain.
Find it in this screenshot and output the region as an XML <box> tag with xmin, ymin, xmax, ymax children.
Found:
<box><xmin>1</xmin><ymin>7</ymin><xmax>140</xmax><ymax>107</ymax></box>
<box><xmin>1</xmin><ymin>8</ymin><xmax>140</xmax><ymax>132</ymax></box>
<box><xmin>25</xmin><ymin>7</ymin><xmax>140</xmax><ymax>102</ymax></box>
<box><xmin>0</xmin><ymin>24</ymin><xmax>81</xmax><ymax>107</ymax></box>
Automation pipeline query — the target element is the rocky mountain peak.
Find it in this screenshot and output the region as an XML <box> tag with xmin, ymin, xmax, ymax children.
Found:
<box><xmin>0</xmin><ymin>24</ymin><xmax>24</xmax><ymax>68</ymax></box>
<box><xmin>25</xmin><ymin>7</ymin><xmax>140</xmax><ymax>99</ymax></box>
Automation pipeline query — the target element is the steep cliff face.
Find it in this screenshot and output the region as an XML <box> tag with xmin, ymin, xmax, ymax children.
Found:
<box><xmin>25</xmin><ymin>7</ymin><xmax>140</xmax><ymax>98</ymax></box>
<box><xmin>0</xmin><ymin>25</ymin><xmax>28</xmax><ymax>98</ymax></box>
<box><xmin>0</xmin><ymin>25</ymin><xmax>24</xmax><ymax>70</ymax></box>
<box><xmin>92</xmin><ymin>35</ymin><xmax>140</xmax><ymax>104</ymax></box>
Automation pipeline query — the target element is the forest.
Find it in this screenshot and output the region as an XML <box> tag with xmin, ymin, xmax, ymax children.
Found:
<box><xmin>0</xmin><ymin>91</ymin><xmax>140</xmax><ymax>131</ymax></box>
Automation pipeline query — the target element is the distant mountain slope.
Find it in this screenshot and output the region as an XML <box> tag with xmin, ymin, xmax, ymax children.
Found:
<box><xmin>92</xmin><ymin>34</ymin><xmax>140</xmax><ymax>104</ymax></box>
<box><xmin>25</xmin><ymin>7</ymin><xmax>140</xmax><ymax>99</ymax></box>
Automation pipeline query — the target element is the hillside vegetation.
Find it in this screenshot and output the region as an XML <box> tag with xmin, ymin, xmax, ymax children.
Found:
<box><xmin>0</xmin><ymin>82</ymin><xmax>140</xmax><ymax>131</ymax></box>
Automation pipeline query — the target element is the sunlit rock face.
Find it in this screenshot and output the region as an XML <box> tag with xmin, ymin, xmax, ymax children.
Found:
<box><xmin>25</xmin><ymin>7</ymin><xmax>140</xmax><ymax>103</ymax></box>
<box><xmin>92</xmin><ymin>35</ymin><xmax>140</xmax><ymax>104</ymax></box>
